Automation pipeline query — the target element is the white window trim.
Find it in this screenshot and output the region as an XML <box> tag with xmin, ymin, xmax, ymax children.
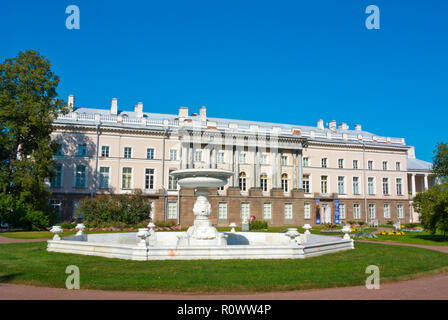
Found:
<box><xmin>353</xmin><ymin>203</ymin><xmax>361</xmax><ymax>219</ymax></box>
<box><xmin>320</xmin><ymin>175</ymin><xmax>330</xmax><ymax>194</ymax></box>
<box><xmin>99</xmin><ymin>165</ymin><xmax>112</xmax><ymax>189</ymax></box>
<box><xmin>397</xmin><ymin>203</ymin><xmax>404</xmax><ymax>219</ymax></box>
<box><xmin>218</xmin><ymin>202</ymin><xmax>228</xmax><ymax>220</ymax></box>
<box><xmin>123</xmin><ymin>146</ymin><xmax>133</xmax><ymax>159</ymax></box>
<box><xmin>263</xmin><ymin>202</ymin><xmax>272</xmax><ymax>220</ymax></box>
<box><xmin>353</xmin><ymin>159</ymin><xmax>359</xmax><ymax>169</ymax></box>
<box><xmin>73</xmin><ymin>164</ymin><xmax>88</xmax><ymax>189</ymax></box>
<box><xmin>144</xmin><ymin>167</ymin><xmax>156</xmax><ymax>191</ymax></box>
<box><xmin>337</xmin><ymin>175</ymin><xmax>346</xmax><ymax>194</ymax></box>
<box><xmin>120</xmin><ymin>166</ymin><xmax>134</xmax><ymax>190</ymax></box>
<box><xmin>146</xmin><ymin>147</ymin><xmax>156</xmax><ymax>160</ymax></box>
<box><xmin>169</xmin><ymin>149</ymin><xmax>178</xmax><ymax>161</ymax></box>
<box><xmin>352</xmin><ymin>176</ymin><xmax>361</xmax><ymax>195</ymax></box>
<box><xmin>382</xmin><ymin>177</ymin><xmax>390</xmax><ymax>195</ymax></box>
<box><xmin>284</xmin><ymin>203</ymin><xmax>293</xmax><ymax>220</ymax></box>
<box><xmin>367</xmin><ymin>176</ymin><xmax>376</xmax><ymax>195</ymax></box>
<box><xmin>304</xmin><ymin>202</ymin><xmax>311</xmax><ymax>219</ymax></box>
<box><xmin>383</xmin><ymin>203</ymin><xmax>391</xmax><ymax>219</ymax></box>
<box><xmin>101</xmin><ymin>145</ymin><xmax>111</xmax><ymax>158</ymax></box>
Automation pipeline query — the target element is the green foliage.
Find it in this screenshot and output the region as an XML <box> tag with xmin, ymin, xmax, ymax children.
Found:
<box><xmin>433</xmin><ymin>142</ymin><xmax>448</xmax><ymax>181</ymax></box>
<box><xmin>154</xmin><ymin>220</ymin><xmax>176</xmax><ymax>228</ymax></box>
<box><xmin>413</xmin><ymin>183</ymin><xmax>448</xmax><ymax>237</ymax></box>
<box><xmin>249</xmin><ymin>220</ymin><xmax>268</xmax><ymax>230</ymax></box>
<box><xmin>59</xmin><ymin>222</ymin><xmax>76</xmax><ymax>229</ymax></box>
<box><xmin>0</xmin><ymin>50</ymin><xmax>69</xmax><ymax>230</ymax></box>
<box><xmin>386</xmin><ymin>220</ymin><xmax>394</xmax><ymax>225</ymax></box>
<box><xmin>76</xmin><ymin>191</ymin><xmax>152</xmax><ymax>227</ymax></box>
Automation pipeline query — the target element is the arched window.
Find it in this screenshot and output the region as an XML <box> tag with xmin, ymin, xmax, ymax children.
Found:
<box><xmin>239</xmin><ymin>172</ymin><xmax>247</xmax><ymax>191</ymax></box>
<box><xmin>260</xmin><ymin>173</ymin><xmax>268</xmax><ymax>192</ymax></box>
<box><xmin>281</xmin><ymin>173</ymin><xmax>289</xmax><ymax>192</ymax></box>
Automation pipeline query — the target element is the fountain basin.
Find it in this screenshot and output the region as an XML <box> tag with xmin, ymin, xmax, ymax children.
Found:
<box><xmin>47</xmin><ymin>232</ymin><xmax>354</xmax><ymax>261</ymax></box>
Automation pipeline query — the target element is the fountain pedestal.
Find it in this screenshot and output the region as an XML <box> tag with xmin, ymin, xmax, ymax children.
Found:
<box><xmin>171</xmin><ymin>169</ymin><xmax>234</xmax><ymax>247</ymax></box>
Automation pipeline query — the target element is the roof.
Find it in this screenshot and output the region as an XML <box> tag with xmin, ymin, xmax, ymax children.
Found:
<box><xmin>56</xmin><ymin>106</ymin><xmax>408</xmax><ymax>148</ymax></box>
<box><xmin>407</xmin><ymin>158</ymin><xmax>432</xmax><ymax>171</ymax></box>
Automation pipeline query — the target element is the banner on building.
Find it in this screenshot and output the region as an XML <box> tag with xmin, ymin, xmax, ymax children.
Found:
<box><xmin>334</xmin><ymin>199</ymin><xmax>340</xmax><ymax>225</ymax></box>
<box><xmin>315</xmin><ymin>199</ymin><xmax>321</xmax><ymax>224</ymax></box>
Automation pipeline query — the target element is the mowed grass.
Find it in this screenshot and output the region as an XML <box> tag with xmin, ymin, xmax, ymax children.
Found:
<box><xmin>370</xmin><ymin>231</ymin><xmax>448</xmax><ymax>246</ymax></box>
<box><xmin>0</xmin><ymin>242</ymin><xmax>448</xmax><ymax>293</ymax></box>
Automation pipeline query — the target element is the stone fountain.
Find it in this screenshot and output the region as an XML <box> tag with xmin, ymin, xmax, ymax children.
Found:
<box><xmin>47</xmin><ymin>168</ymin><xmax>355</xmax><ymax>260</ymax></box>
<box><xmin>172</xmin><ymin>169</ymin><xmax>233</xmax><ymax>247</ymax></box>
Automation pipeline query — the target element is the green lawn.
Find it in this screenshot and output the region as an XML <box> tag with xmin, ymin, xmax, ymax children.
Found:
<box><xmin>370</xmin><ymin>231</ymin><xmax>448</xmax><ymax>246</ymax></box>
<box><xmin>0</xmin><ymin>242</ymin><xmax>447</xmax><ymax>292</ymax></box>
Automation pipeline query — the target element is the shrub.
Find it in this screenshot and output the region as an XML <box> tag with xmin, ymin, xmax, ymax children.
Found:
<box><xmin>76</xmin><ymin>191</ymin><xmax>152</xmax><ymax>227</ymax></box>
<box><xmin>155</xmin><ymin>220</ymin><xmax>176</xmax><ymax>228</ymax></box>
<box><xmin>249</xmin><ymin>220</ymin><xmax>268</xmax><ymax>230</ymax></box>
<box><xmin>358</xmin><ymin>221</ymin><xmax>365</xmax><ymax>226</ymax></box>
<box><xmin>60</xmin><ymin>222</ymin><xmax>76</xmax><ymax>229</ymax></box>
<box><xmin>386</xmin><ymin>220</ymin><xmax>394</xmax><ymax>225</ymax></box>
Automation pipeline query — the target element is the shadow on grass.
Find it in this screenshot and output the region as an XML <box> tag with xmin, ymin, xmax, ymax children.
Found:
<box><xmin>414</xmin><ymin>234</ymin><xmax>448</xmax><ymax>243</ymax></box>
<box><xmin>0</xmin><ymin>273</ymin><xmax>22</xmax><ymax>283</ymax></box>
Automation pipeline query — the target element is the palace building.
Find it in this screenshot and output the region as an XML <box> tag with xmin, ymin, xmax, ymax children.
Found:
<box><xmin>49</xmin><ymin>95</ymin><xmax>434</xmax><ymax>226</ymax></box>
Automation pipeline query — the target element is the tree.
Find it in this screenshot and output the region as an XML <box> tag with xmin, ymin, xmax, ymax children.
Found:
<box><xmin>433</xmin><ymin>142</ymin><xmax>448</xmax><ymax>182</ymax></box>
<box><xmin>0</xmin><ymin>50</ymin><xmax>69</xmax><ymax>229</ymax></box>
<box><xmin>413</xmin><ymin>183</ymin><xmax>448</xmax><ymax>237</ymax></box>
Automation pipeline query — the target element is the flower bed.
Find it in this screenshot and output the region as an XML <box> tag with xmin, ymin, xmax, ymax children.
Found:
<box><xmin>352</xmin><ymin>232</ymin><xmax>377</xmax><ymax>239</ymax></box>
<box><xmin>60</xmin><ymin>225</ymin><xmax>183</xmax><ymax>232</ymax></box>
<box><xmin>320</xmin><ymin>229</ymin><xmax>342</xmax><ymax>233</ymax></box>
<box><xmin>403</xmin><ymin>227</ymin><xmax>424</xmax><ymax>233</ymax></box>
<box><xmin>380</xmin><ymin>231</ymin><xmax>405</xmax><ymax>236</ymax></box>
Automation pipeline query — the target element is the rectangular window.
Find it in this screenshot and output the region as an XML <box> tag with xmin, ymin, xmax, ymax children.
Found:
<box><xmin>239</xmin><ymin>152</ymin><xmax>246</xmax><ymax>164</ymax></box>
<box><xmin>145</xmin><ymin>168</ymin><xmax>155</xmax><ymax>190</ymax></box>
<box><xmin>368</xmin><ymin>161</ymin><xmax>373</xmax><ymax>170</ymax></box>
<box><xmin>304</xmin><ymin>203</ymin><xmax>311</xmax><ymax>219</ymax></box>
<box><xmin>170</xmin><ymin>149</ymin><xmax>178</xmax><ymax>161</ymax></box>
<box><xmin>338</xmin><ymin>159</ymin><xmax>344</xmax><ymax>169</ymax></box>
<box><xmin>259</xmin><ymin>154</ymin><xmax>268</xmax><ymax>165</ymax></box>
<box><xmin>353</xmin><ymin>177</ymin><xmax>360</xmax><ymax>195</ymax></box>
<box><xmin>260</xmin><ymin>175</ymin><xmax>268</xmax><ymax>192</ymax></box>
<box><xmin>194</xmin><ymin>150</ymin><xmax>202</xmax><ymax>162</ymax></box>
<box><xmin>382</xmin><ymin>178</ymin><xmax>389</xmax><ymax>195</ymax></box>
<box><xmin>51</xmin><ymin>164</ymin><xmax>63</xmax><ymax>188</ymax></box>
<box><xmin>284</xmin><ymin>203</ymin><xmax>293</xmax><ymax>220</ymax></box>
<box><xmin>353</xmin><ymin>160</ymin><xmax>358</xmax><ymax>169</ymax></box>
<box><xmin>167</xmin><ymin>201</ymin><xmax>178</xmax><ymax>219</ymax></box>
<box><xmin>122</xmin><ymin>167</ymin><xmax>132</xmax><ymax>189</ymax></box>
<box><xmin>124</xmin><ymin>147</ymin><xmax>132</xmax><ymax>159</ymax></box>
<box><xmin>281</xmin><ymin>155</ymin><xmax>288</xmax><ymax>166</ymax></box>
<box><xmin>368</xmin><ymin>204</ymin><xmax>376</xmax><ymax>219</ymax></box>
<box><xmin>263</xmin><ymin>203</ymin><xmax>272</xmax><ymax>220</ymax></box>
<box><xmin>303</xmin><ymin>175</ymin><xmax>310</xmax><ymax>193</ymax></box>
<box><xmin>368</xmin><ymin>177</ymin><xmax>375</xmax><ymax>195</ymax></box>
<box><xmin>218</xmin><ymin>202</ymin><xmax>228</xmax><ymax>219</ymax></box>
<box><xmin>78</xmin><ymin>144</ymin><xmax>87</xmax><ymax>157</ymax></box>
<box><xmin>397</xmin><ymin>204</ymin><xmax>404</xmax><ymax>219</ymax></box>
<box><xmin>338</xmin><ymin>176</ymin><xmax>345</xmax><ymax>194</ymax></box>
<box><xmin>382</xmin><ymin>161</ymin><xmax>388</xmax><ymax>171</ymax></box>
<box><xmin>302</xmin><ymin>157</ymin><xmax>309</xmax><ymax>167</ymax></box>
<box><xmin>168</xmin><ymin>169</ymin><xmax>178</xmax><ymax>190</ymax></box>
<box><xmin>396</xmin><ymin>178</ymin><xmax>403</xmax><ymax>195</ymax></box>
<box><xmin>384</xmin><ymin>204</ymin><xmax>391</xmax><ymax>219</ymax></box>
<box><xmin>146</xmin><ymin>148</ymin><xmax>155</xmax><ymax>160</ymax></box>
<box><xmin>101</xmin><ymin>146</ymin><xmax>110</xmax><ymax>158</ymax></box>
<box><xmin>396</xmin><ymin>162</ymin><xmax>401</xmax><ymax>171</ymax></box>
<box><xmin>321</xmin><ymin>158</ymin><xmax>327</xmax><ymax>168</ymax></box>
<box><xmin>217</xmin><ymin>152</ymin><xmax>225</xmax><ymax>164</ymax></box>
<box><xmin>340</xmin><ymin>203</ymin><xmax>346</xmax><ymax>219</ymax></box>
<box><xmin>75</xmin><ymin>165</ymin><xmax>87</xmax><ymax>188</ymax></box>
<box><xmin>99</xmin><ymin>167</ymin><xmax>110</xmax><ymax>189</ymax></box>
<box><xmin>321</xmin><ymin>176</ymin><xmax>328</xmax><ymax>193</ymax></box>
<box><xmin>241</xmin><ymin>202</ymin><xmax>250</xmax><ymax>220</ymax></box>
<box><xmin>353</xmin><ymin>204</ymin><xmax>361</xmax><ymax>219</ymax></box>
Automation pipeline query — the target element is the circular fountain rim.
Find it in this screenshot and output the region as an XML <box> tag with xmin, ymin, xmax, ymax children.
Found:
<box><xmin>170</xmin><ymin>168</ymin><xmax>234</xmax><ymax>178</ymax></box>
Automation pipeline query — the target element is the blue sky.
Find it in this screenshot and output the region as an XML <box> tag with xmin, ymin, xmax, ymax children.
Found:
<box><xmin>1</xmin><ymin>0</ymin><xmax>447</xmax><ymax>161</ymax></box>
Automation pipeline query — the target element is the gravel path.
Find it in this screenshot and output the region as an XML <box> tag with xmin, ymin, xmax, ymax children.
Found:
<box><xmin>0</xmin><ymin>238</ymin><xmax>447</xmax><ymax>300</ymax></box>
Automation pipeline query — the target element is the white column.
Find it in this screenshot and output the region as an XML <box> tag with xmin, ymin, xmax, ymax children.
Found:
<box><xmin>211</xmin><ymin>148</ymin><xmax>217</xmax><ymax>169</ymax></box>
<box><xmin>411</xmin><ymin>174</ymin><xmax>416</xmax><ymax>197</ymax></box>
<box><xmin>189</xmin><ymin>144</ymin><xmax>194</xmax><ymax>169</ymax></box>
<box><xmin>229</xmin><ymin>147</ymin><xmax>234</xmax><ymax>186</ymax></box>
<box><xmin>272</xmin><ymin>151</ymin><xmax>277</xmax><ymax>188</ymax></box>
<box><xmin>234</xmin><ymin>149</ymin><xmax>240</xmax><ymax>187</ymax></box>
<box><xmin>256</xmin><ymin>150</ymin><xmax>261</xmax><ymax>188</ymax></box>
<box><xmin>251</xmin><ymin>149</ymin><xmax>256</xmax><ymax>188</ymax></box>
<box><xmin>206</xmin><ymin>147</ymin><xmax>211</xmax><ymax>168</ymax></box>
<box><xmin>181</xmin><ymin>144</ymin><xmax>188</xmax><ymax>169</ymax></box>
<box><xmin>277</xmin><ymin>151</ymin><xmax>282</xmax><ymax>188</ymax></box>
<box><xmin>298</xmin><ymin>151</ymin><xmax>303</xmax><ymax>190</ymax></box>
<box><xmin>424</xmin><ymin>174</ymin><xmax>429</xmax><ymax>190</ymax></box>
<box><xmin>293</xmin><ymin>152</ymin><xmax>297</xmax><ymax>189</ymax></box>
